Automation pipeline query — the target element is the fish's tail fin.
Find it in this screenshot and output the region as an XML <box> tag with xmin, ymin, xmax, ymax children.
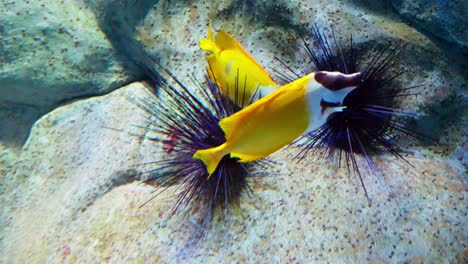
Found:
<box><xmin>193</xmin><ymin>144</ymin><xmax>228</xmax><ymax>178</ymax></box>
<box><xmin>199</xmin><ymin>27</ymin><xmax>219</xmax><ymax>54</ymax></box>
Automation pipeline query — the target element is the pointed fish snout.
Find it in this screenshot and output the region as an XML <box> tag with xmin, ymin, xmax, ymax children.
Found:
<box><xmin>314</xmin><ymin>71</ymin><xmax>363</xmax><ymax>90</ymax></box>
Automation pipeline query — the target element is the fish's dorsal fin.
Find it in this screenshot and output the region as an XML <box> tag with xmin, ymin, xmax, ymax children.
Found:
<box><xmin>207</xmin><ymin>26</ymin><xmax>214</xmax><ymax>41</ymax></box>
<box><xmin>214</xmin><ymin>30</ymin><xmax>245</xmax><ymax>51</ymax></box>
<box><xmin>199</xmin><ymin>27</ymin><xmax>220</xmax><ymax>54</ymax></box>
<box><xmin>215</xmin><ymin>30</ymin><xmax>268</xmax><ymax>70</ymax></box>
<box><xmin>200</xmin><ymin>28</ymin><xmax>245</xmax><ymax>57</ymax></box>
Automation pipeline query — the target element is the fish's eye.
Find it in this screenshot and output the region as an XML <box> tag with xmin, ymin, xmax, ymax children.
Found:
<box><xmin>320</xmin><ymin>99</ymin><xmax>340</xmax><ymax>108</ymax></box>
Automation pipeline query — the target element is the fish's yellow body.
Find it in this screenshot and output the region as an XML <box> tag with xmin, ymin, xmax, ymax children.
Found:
<box><xmin>193</xmin><ymin>71</ymin><xmax>363</xmax><ymax>176</ymax></box>
<box><xmin>200</xmin><ymin>28</ymin><xmax>278</xmax><ymax>107</ymax></box>
<box><xmin>193</xmin><ymin>74</ymin><xmax>311</xmax><ymax>176</ymax></box>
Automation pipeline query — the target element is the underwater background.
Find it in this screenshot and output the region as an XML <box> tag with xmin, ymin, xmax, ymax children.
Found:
<box><xmin>0</xmin><ymin>0</ymin><xmax>466</xmax><ymax>263</ymax></box>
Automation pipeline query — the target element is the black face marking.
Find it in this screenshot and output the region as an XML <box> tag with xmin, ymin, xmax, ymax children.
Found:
<box><xmin>320</xmin><ymin>99</ymin><xmax>340</xmax><ymax>114</ymax></box>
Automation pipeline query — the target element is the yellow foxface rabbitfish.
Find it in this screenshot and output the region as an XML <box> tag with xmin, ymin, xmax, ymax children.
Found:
<box><xmin>200</xmin><ymin>27</ymin><xmax>278</xmax><ymax>107</ymax></box>
<box><xmin>193</xmin><ymin>71</ymin><xmax>363</xmax><ymax>176</ymax></box>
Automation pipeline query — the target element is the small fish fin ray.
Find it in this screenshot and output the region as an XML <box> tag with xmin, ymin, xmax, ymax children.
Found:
<box><xmin>193</xmin><ymin>144</ymin><xmax>227</xmax><ymax>177</ymax></box>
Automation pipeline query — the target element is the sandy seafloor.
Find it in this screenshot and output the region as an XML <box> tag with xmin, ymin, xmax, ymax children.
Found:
<box><xmin>0</xmin><ymin>0</ymin><xmax>466</xmax><ymax>263</ymax></box>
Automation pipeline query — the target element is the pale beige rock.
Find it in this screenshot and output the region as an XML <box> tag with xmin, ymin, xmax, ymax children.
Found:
<box><xmin>0</xmin><ymin>1</ymin><xmax>466</xmax><ymax>263</ymax></box>
<box><xmin>1</xmin><ymin>78</ymin><xmax>465</xmax><ymax>262</ymax></box>
<box><xmin>0</xmin><ymin>82</ymin><xmax>158</xmax><ymax>262</ymax></box>
<box><xmin>8</xmin><ymin>148</ymin><xmax>465</xmax><ymax>263</ymax></box>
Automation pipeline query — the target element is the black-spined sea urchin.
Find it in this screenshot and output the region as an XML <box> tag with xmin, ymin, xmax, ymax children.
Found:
<box><xmin>131</xmin><ymin>60</ymin><xmax>268</xmax><ymax>223</ymax></box>
<box><xmin>284</xmin><ymin>26</ymin><xmax>428</xmax><ymax>203</ymax></box>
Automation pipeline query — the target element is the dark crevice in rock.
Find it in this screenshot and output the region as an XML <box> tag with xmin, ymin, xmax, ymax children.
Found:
<box><xmin>0</xmin><ymin>103</ymin><xmax>42</xmax><ymax>148</ymax></box>
<box><xmin>218</xmin><ymin>0</ymin><xmax>305</xmax><ymax>33</ymax></box>
<box><xmin>391</xmin><ymin>0</ymin><xmax>467</xmax><ymax>49</ymax></box>
<box><xmin>51</xmin><ymin>79</ymin><xmax>138</xmax><ymax>109</ymax></box>
<box><xmin>397</xmin><ymin>16</ymin><xmax>466</xmax><ymax>69</ymax></box>
<box><xmin>0</xmin><ymin>77</ymin><xmax>139</xmax><ymax>147</ymax></box>
<box><xmin>347</xmin><ymin>0</ymin><xmax>395</xmax><ymax>16</ymax></box>
<box><xmin>71</xmin><ymin>168</ymin><xmax>141</xmax><ymax>221</ymax></box>
<box><xmin>85</xmin><ymin>0</ymin><xmax>161</xmax><ymax>82</ymax></box>
<box><xmin>0</xmin><ymin>1</ymin><xmax>151</xmax><ymax>147</ymax></box>
<box><xmin>425</xmin><ymin>35</ymin><xmax>467</xmax><ymax>76</ymax></box>
<box><xmin>349</xmin><ymin>1</ymin><xmax>466</xmax><ymax>71</ymax></box>
<box><xmin>408</xmin><ymin>93</ymin><xmax>467</xmax><ymax>154</ymax></box>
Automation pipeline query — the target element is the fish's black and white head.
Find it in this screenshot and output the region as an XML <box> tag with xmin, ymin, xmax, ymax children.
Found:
<box><xmin>306</xmin><ymin>71</ymin><xmax>362</xmax><ymax>132</ymax></box>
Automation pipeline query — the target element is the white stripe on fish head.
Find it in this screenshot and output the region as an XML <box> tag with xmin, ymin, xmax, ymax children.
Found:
<box><xmin>304</xmin><ymin>71</ymin><xmax>362</xmax><ymax>133</ymax></box>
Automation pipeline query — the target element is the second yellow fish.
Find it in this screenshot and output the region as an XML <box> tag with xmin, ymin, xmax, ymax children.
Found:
<box><xmin>200</xmin><ymin>28</ymin><xmax>278</xmax><ymax>107</ymax></box>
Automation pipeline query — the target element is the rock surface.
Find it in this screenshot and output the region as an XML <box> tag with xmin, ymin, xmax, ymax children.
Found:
<box><xmin>1</xmin><ymin>81</ymin><xmax>465</xmax><ymax>263</ymax></box>
<box><xmin>391</xmin><ymin>0</ymin><xmax>467</xmax><ymax>49</ymax></box>
<box><xmin>0</xmin><ymin>82</ymin><xmax>154</xmax><ymax>262</ymax></box>
<box><xmin>0</xmin><ymin>0</ymin><xmax>135</xmax><ymax>146</ymax></box>
<box><xmin>0</xmin><ymin>0</ymin><xmax>133</xmax><ymax>108</ymax></box>
<box><xmin>0</xmin><ymin>0</ymin><xmax>466</xmax><ymax>263</ymax></box>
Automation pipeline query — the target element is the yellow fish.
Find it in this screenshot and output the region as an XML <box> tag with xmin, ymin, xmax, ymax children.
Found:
<box><xmin>193</xmin><ymin>71</ymin><xmax>363</xmax><ymax>176</ymax></box>
<box><xmin>200</xmin><ymin>27</ymin><xmax>278</xmax><ymax>107</ymax></box>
